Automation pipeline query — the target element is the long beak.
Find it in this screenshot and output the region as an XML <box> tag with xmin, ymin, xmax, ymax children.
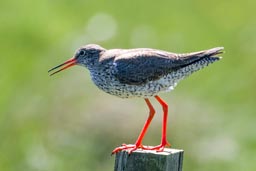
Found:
<box><xmin>48</xmin><ymin>58</ymin><xmax>77</xmax><ymax>76</ymax></box>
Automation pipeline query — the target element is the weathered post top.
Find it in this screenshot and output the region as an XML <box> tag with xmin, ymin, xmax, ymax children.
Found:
<box><xmin>114</xmin><ymin>148</ymin><xmax>184</xmax><ymax>171</ymax></box>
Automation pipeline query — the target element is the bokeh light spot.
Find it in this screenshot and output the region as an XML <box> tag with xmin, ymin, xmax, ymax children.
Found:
<box><xmin>86</xmin><ymin>13</ymin><xmax>117</xmax><ymax>42</ymax></box>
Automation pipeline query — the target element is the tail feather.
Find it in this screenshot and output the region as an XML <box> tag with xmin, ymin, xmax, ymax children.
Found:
<box><xmin>203</xmin><ymin>47</ymin><xmax>224</xmax><ymax>57</ymax></box>
<box><xmin>179</xmin><ymin>47</ymin><xmax>224</xmax><ymax>58</ymax></box>
<box><xmin>175</xmin><ymin>47</ymin><xmax>224</xmax><ymax>68</ymax></box>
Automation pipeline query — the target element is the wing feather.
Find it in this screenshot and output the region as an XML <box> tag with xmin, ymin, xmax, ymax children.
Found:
<box><xmin>112</xmin><ymin>47</ymin><xmax>223</xmax><ymax>85</ymax></box>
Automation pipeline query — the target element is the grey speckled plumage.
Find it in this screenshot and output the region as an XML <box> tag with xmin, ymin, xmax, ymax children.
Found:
<box><xmin>51</xmin><ymin>44</ymin><xmax>224</xmax><ymax>98</ymax></box>
<box><xmin>77</xmin><ymin>44</ymin><xmax>223</xmax><ymax>98</ymax></box>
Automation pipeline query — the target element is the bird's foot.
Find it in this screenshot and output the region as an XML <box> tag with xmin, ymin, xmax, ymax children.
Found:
<box><xmin>111</xmin><ymin>143</ymin><xmax>142</xmax><ymax>155</ymax></box>
<box><xmin>141</xmin><ymin>140</ymin><xmax>171</xmax><ymax>152</ymax></box>
<box><xmin>111</xmin><ymin>140</ymin><xmax>171</xmax><ymax>154</ymax></box>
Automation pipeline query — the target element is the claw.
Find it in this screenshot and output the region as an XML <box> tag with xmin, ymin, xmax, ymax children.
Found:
<box><xmin>111</xmin><ymin>144</ymin><xmax>142</xmax><ymax>155</ymax></box>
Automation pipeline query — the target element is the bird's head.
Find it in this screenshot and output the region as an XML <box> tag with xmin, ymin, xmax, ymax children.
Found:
<box><xmin>48</xmin><ymin>44</ymin><xmax>105</xmax><ymax>76</ymax></box>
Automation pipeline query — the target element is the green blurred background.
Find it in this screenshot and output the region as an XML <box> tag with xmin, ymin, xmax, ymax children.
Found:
<box><xmin>1</xmin><ymin>0</ymin><xmax>256</xmax><ymax>170</ymax></box>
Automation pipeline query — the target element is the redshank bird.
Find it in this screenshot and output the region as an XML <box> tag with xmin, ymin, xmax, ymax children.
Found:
<box><xmin>48</xmin><ymin>44</ymin><xmax>223</xmax><ymax>154</ymax></box>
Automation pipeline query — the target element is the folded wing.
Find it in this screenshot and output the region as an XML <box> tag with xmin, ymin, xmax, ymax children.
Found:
<box><xmin>113</xmin><ymin>47</ymin><xmax>223</xmax><ymax>85</ymax></box>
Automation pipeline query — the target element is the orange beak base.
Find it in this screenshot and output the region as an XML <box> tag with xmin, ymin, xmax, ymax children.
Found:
<box><xmin>48</xmin><ymin>58</ymin><xmax>77</xmax><ymax>76</ymax></box>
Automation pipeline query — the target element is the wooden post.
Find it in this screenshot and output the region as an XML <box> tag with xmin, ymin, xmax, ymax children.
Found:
<box><xmin>114</xmin><ymin>148</ymin><xmax>184</xmax><ymax>171</ymax></box>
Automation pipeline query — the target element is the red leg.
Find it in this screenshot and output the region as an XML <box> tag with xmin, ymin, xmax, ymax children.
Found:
<box><xmin>112</xmin><ymin>98</ymin><xmax>155</xmax><ymax>154</ymax></box>
<box><xmin>143</xmin><ymin>95</ymin><xmax>171</xmax><ymax>151</ymax></box>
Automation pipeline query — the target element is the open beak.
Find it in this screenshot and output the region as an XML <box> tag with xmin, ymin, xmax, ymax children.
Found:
<box><xmin>48</xmin><ymin>58</ymin><xmax>77</xmax><ymax>76</ymax></box>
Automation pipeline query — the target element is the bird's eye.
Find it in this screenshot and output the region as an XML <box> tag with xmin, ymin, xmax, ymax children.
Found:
<box><xmin>79</xmin><ymin>50</ymin><xmax>86</xmax><ymax>56</ymax></box>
